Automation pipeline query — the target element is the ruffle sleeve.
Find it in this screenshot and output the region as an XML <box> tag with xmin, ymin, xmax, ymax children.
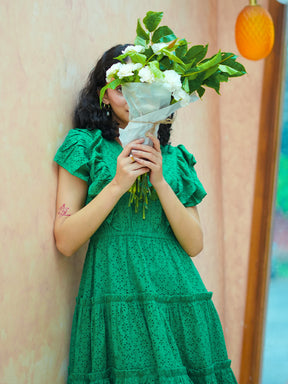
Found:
<box><xmin>54</xmin><ymin>128</ymin><xmax>95</xmax><ymax>182</ymax></box>
<box><xmin>176</xmin><ymin>144</ymin><xmax>207</xmax><ymax>207</ymax></box>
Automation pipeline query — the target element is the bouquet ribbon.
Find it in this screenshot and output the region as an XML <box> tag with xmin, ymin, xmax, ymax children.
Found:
<box><xmin>129</xmin><ymin>116</ymin><xmax>176</xmax><ymax>140</ymax></box>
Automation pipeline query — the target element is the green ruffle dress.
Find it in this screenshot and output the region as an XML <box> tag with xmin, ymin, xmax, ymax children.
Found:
<box><xmin>54</xmin><ymin>128</ymin><xmax>237</xmax><ymax>384</ymax></box>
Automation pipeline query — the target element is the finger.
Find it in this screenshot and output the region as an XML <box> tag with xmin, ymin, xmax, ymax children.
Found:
<box><xmin>120</xmin><ymin>154</ymin><xmax>136</xmax><ymax>165</ymax></box>
<box><xmin>133</xmin><ymin>157</ymin><xmax>157</xmax><ymax>170</ymax></box>
<box><xmin>132</xmin><ymin>150</ymin><xmax>158</xmax><ymax>164</ymax></box>
<box><xmin>125</xmin><ymin>162</ymin><xmax>150</xmax><ymax>173</ymax></box>
<box><xmin>121</xmin><ymin>138</ymin><xmax>145</xmax><ymax>157</ymax></box>
<box><xmin>146</xmin><ymin>133</ymin><xmax>161</xmax><ymax>152</ymax></box>
<box><xmin>134</xmin><ymin>167</ymin><xmax>150</xmax><ymax>176</ymax></box>
<box><xmin>131</xmin><ymin>144</ymin><xmax>155</xmax><ymax>155</ymax></box>
<box><xmin>118</xmin><ymin>149</ymin><xmax>142</xmax><ymax>167</ymax></box>
<box><xmin>129</xmin><ymin>161</ymin><xmax>149</xmax><ymax>171</ymax></box>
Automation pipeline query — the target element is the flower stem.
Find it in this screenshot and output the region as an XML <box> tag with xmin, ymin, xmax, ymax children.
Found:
<box><xmin>128</xmin><ymin>173</ymin><xmax>152</xmax><ymax>219</ymax></box>
<box><xmin>146</xmin><ymin>52</ymin><xmax>156</xmax><ymax>64</ymax></box>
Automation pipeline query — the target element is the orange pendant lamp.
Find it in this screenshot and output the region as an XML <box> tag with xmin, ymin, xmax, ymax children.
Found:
<box><xmin>235</xmin><ymin>0</ymin><xmax>275</xmax><ymax>60</ymax></box>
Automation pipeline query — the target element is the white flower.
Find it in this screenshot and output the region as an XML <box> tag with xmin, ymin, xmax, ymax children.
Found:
<box><xmin>151</xmin><ymin>42</ymin><xmax>168</xmax><ymax>55</ymax></box>
<box><xmin>163</xmin><ymin>70</ymin><xmax>182</xmax><ymax>92</ymax></box>
<box><xmin>122</xmin><ymin>45</ymin><xmax>145</xmax><ymax>55</ymax></box>
<box><xmin>172</xmin><ymin>88</ymin><xmax>190</xmax><ymax>105</ymax></box>
<box><xmin>138</xmin><ymin>66</ymin><xmax>155</xmax><ymax>83</ymax></box>
<box><xmin>106</xmin><ymin>63</ymin><xmax>122</xmax><ymax>82</ymax></box>
<box><xmin>117</xmin><ymin>63</ymin><xmax>142</xmax><ymax>79</ymax></box>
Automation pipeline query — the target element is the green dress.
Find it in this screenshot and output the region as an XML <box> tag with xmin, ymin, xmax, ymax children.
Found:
<box><xmin>54</xmin><ymin>128</ymin><xmax>237</xmax><ymax>384</ymax></box>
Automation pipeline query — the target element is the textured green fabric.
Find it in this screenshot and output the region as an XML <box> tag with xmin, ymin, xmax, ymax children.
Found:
<box><xmin>54</xmin><ymin>128</ymin><xmax>237</xmax><ymax>384</ymax></box>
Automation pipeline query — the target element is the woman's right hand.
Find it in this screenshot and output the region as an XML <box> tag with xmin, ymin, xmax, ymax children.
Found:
<box><xmin>112</xmin><ymin>138</ymin><xmax>150</xmax><ymax>193</ymax></box>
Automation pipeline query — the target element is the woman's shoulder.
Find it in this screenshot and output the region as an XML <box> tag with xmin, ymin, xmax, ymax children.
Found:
<box><xmin>65</xmin><ymin>128</ymin><xmax>102</xmax><ymax>143</ymax></box>
<box><xmin>162</xmin><ymin>143</ymin><xmax>206</xmax><ymax>206</ymax></box>
<box><xmin>161</xmin><ymin>143</ymin><xmax>197</xmax><ymax>165</ymax></box>
<box><xmin>54</xmin><ymin>128</ymin><xmax>104</xmax><ymax>180</ymax></box>
<box><xmin>56</xmin><ymin>128</ymin><xmax>103</xmax><ymax>154</ymax></box>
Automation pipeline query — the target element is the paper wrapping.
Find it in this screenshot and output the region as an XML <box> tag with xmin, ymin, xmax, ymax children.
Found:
<box><xmin>119</xmin><ymin>82</ymin><xmax>198</xmax><ymax>147</ymax></box>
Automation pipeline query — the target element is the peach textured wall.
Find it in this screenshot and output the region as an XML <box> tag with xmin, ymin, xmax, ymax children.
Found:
<box><xmin>217</xmin><ymin>0</ymin><xmax>267</xmax><ymax>376</ymax></box>
<box><xmin>0</xmin><ymin>0</ymin><xmax>266</xmax><ymax>382</ymax></box>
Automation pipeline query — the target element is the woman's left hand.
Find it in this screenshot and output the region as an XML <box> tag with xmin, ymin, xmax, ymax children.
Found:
<box><xmin>131</xmin><ymin>133</ymin><xmax>164</xmax><ymax>188</ymax></box>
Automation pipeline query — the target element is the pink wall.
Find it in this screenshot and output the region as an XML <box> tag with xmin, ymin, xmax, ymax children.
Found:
<box><xmin>217</xmin><ymin>1</ymin><xmax>267</xmax><ymax>375</ymax></box>
<box><xmin>0</xmin><ymin>0</ymin><xmax>267</xmax><ymax>382</ymax></box>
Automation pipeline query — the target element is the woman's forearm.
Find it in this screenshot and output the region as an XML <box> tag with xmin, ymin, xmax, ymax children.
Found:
<box><xmin>55</xmin><ymin>180</ymin><xmax>123</xmax><ymax>256</ymax></box>
<box><xmin>154</xmin><ymin>179</ymin><xmax>203</xmax><ymax>257</ymax></box>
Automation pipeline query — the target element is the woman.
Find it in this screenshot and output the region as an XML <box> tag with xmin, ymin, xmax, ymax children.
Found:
<box><xmin>54</xmin><ymin>44</ymin><xmax>237</xmax><ymax>383</ymax></box>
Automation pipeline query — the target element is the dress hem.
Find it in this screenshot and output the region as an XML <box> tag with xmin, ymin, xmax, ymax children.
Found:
<box><xmin>68</xmin><ymin>360</ymin><xmax>237</xmax><ymax>383</ymax></box>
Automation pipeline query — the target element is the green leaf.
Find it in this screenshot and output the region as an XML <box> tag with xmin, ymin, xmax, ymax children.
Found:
<box><xmin>197</xmin><ymin>86</ymin><xmax>205</xmax><ymax>98</ymax></box>
<box><xmin>114</xmin><ymin>54</ymin><xmax>125</xmax><ymax>62</ymax></box>
<box><xmin>182</xmin><ymin>77</ymin><xmax>189</xmax><ymax>93</ymax></box>
<box><xmin>187</xmin><ymin>73</ymin><xmax>206</xmax><ymax>93</ymax></box>
<box><xmin>185</xmin><ymin>71</ymin><xmax>198</xmax><ymax>80</ymax></box>
<box><xmin>220</xmin><ymin>53</ymin><xmax>246</xmax><ymax>72</ymax></box>
<box><xmin>144</xmin><ymin>46</ymin><xmax>154</xmax><ymax>58</ymax></box>
<box><xmin>183</xmin><ymin>66</ymin><xmax>201</xmax><ymax>79</ymax></box>
<box><xmin>217</xmin><ymin>72</ymin><xmax>229</xmax><ymax>82</ymax></box>
<box><xmin>128</xmin><ymin>52</ymin><xmax>147</xmax><ymax>65</ymax></box>
<box><xmin>143</xmin><ymin>11</ymin><xmax>163</xmax><ymax>32</ymax></box>
<box><xmin>134</xmin><ymin>36</ymin><xmax>147</xmax><ymax>47</ymax></box>
<box><xmin>152</xmin><ymin>26</ymin><xmax>177</xmax><ymax>43</ymax></box>
<box><xmin>162</xmin><ymin>48</ymin><xmax>184</xmax><ymax>65</ymax></box>
<box><xmin>221</xmin><ymin>52</ymin><xmax>237</xmax><ymax>61</ymax></box>
<box><xmin>159</xmin><ymin>56</ymin><xmax>173</xmax><ymax>70</ymax></box>
<box><xmin>203</xmin><ymin>73</ymin><xmax>221</xmax><ymax>94</ymax></box>
<box><xmin>173</xmin><ymin>62</ymin><xmax>186</xmax><ymax>75</ymax></box>
<box><xmin>227</xmin><ymin>59</ymin><xmax>246</xmax><ymax>73</ymax></box>
<box><xmin>203</xmin><ymin>65</ymin><xmax>220</xmax><ymax>80</ymax></box>
<box><xmin>115</xmin><ymin>51</ymin><xmax>147</xmax><ymax>65</ymax></box>
<box><xmin>99</xmin><ymin>78</ymin><xmax>121</xmax><ymax>105</ymax></box>
<box><xmin>219</xmin><ymin>59</ymin><xmax>246</xmax><ymax>77</ymax></box>
<box><xmin>218</xmin><ymin>64</ymin><xmax>243</xmax><ymax>77</ymax></box>
<box><xmin>136</xmin><ymin>19</ymin><xmax>150</xmax><ymax>42</ymax></box>
<box><xmin>175</xmin><ymin>39</ymin><xmax>188</xmax><ymax>58</ymax></box>
<box><xmin>148</xmin><ymin>61</ymin><xmax>164</xmax><ymax>79</ymax></box>
<box><xmin>184</xmin><ymin>44</ymin><xmax>208</xmax><ymax>65</ymax></box>
<box><xmin>114</xmin><ymin>53</ymin><xmax>126</xmax><ymax>63</ymax></box>
<box><xmin>197</xmin><ymin>50</ymin><xmax>222</xmax><ymax>71</ymax></box>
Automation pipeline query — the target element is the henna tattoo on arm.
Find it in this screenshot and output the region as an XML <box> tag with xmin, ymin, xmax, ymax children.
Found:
<box><xmin>58</xmin><ymin>203</ymin><xmax>71</xmax><ymax>217</ymax></box>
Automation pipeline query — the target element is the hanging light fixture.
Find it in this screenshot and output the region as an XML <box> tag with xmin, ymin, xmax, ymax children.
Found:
<box><xmin>235</xmin><ymin>0</ymin><xmax>275</xmax><ymax>60</ymax></box>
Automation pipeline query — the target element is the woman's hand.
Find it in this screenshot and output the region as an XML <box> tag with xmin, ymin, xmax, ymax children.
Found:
<box><xmin>131</xmin><ymin>134</ymin><xmax>164</xmax><ymax>188</ymax></box>
<box><xmin>112</xmin><ymin>138</ymin><xmax>150</xmax><ymax>193</ymax></box>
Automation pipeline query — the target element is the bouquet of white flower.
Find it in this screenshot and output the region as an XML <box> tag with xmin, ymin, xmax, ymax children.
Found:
<box><xmin>100</xmin><ymin>11</ymin><xmax>246</xmax><ymax>218</ymax></box>
<box><xmin>100</xmin><ymin>11</ymin><xmax>246</xmax><ymax>104</ymax></box>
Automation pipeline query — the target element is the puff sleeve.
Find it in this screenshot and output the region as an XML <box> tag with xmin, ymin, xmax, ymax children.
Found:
<box><xmin>54</xmin><ymin>128</ymin><xmax>93</xmax><ymax>182</ymax></box>
<box><xmin>176</xmin><ymin>144</ymin><xmax>207</xmax><ymax>206</ymax></box>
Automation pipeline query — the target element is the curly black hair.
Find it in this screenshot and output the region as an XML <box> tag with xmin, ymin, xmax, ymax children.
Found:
<box><xmin>73</xmin><ymin>44</ymin><xmax>173</xmax><ymax>146</ymax></box>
